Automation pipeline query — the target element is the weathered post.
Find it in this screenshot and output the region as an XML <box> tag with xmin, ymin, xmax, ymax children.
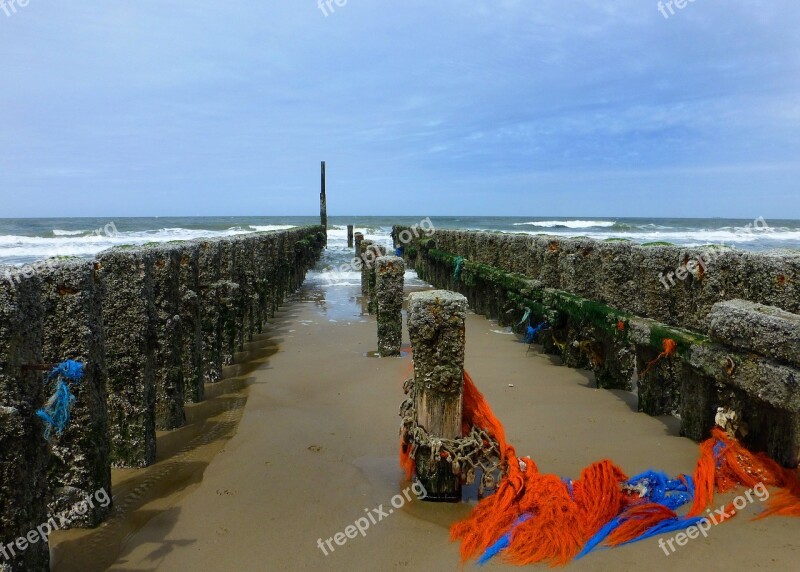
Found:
<box><xmin>97</xmin><ymin>247</ymin><xmax>157</xmax><ymax>468</ymax></box>
<box><xmin>347</xmin><ymin>225</ymin><xmax>354</xmax><ymax>248</ymax></box>
<box><xmin>176</xmin><ymin>242</ymin><xmax>204</xmax><ymax>403</ymax></box>
<box><xmin>0</xmin><ymin>269</ymin><xmax>50</xmax><ymax>571</ymax></box>
<box><xmin>354</xmin><ymin>232</ymin><xmax>364</xmax><ymax>256</ymax></box>
<box><xmin>147</xmin><ymin>244</ymin><xmax>186</xmax><ymax>431</ymax></box>
<box><xmin>376</xmin><ymin>256</ymin><xmax>405</xmax><ymax>357</ymax></box>
<box><xmin>39</xmin><ymin>259</ymin><xmax>111</xmax><ymax>527</ymax></box>
<box><xmin>320</xmin><ymin>161</ymin><xmax>327</xmax><ymax>245</ymax></box>
<box><xmin>358</xmin><ymin>239</ymin><xmax>375</xmax><ymax>296</ymax></box>
<box><xmin>407</xmin><ymin>290</ymin><xmax>467</xmax><ymax>502</ymax></box>
<box><xmin>367</xmin><ymin>245</ymin><xmax>387</xmax><ymax>314</ymax></box>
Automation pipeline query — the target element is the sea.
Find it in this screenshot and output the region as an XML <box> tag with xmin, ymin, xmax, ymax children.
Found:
<box><xmin>1</xmin><ymin>217</ymin><xmax>798</xmax><ymax>276</ymax></box>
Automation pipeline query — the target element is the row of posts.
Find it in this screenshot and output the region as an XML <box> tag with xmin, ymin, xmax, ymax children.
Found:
<box><xmin>354</xmin><ymin>234</ymin><xmax>467</xmax><ymax>501</ymax></box>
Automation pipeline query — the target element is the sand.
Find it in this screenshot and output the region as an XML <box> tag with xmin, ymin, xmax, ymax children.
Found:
<box><xmin>50</xmin><ymin>277</ymin><xmax>799</xmax><ymax>571</ymax></box>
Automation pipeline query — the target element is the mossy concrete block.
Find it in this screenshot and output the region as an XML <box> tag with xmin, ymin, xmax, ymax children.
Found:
<box><xmin>146</xmin><ymin>244</ymin><xmax>186</xmax><ymax>430</ymax></box>
<box><xmin>596</xmin><ymin>241</ymin><xmax>637</xmax><ymax>314</ymax></box>
<box><xmin>39</xmin><ymin>260</ymin><xmax>111</xmax><ymax>527</ymax></box>
<box><xmin>709</xmin><ymin>300</ymin><xmax>800</xmax><ymax>367</ymax></box>
<box><xmin>376</xmin><ymin>256</ymin><xmax>405</xmax><ymax>357</ymax></box>
<box><xmin>0</xmin><ymin>271</ymin><xmax>50</xmax><ymax>572</ymax></box>
<box><xmin>687</xmin><ymin>344</ymin><xmax>800</xmax><ymax>413</ymax></box>
<box><xmin>557</xmin><ymin>239</ymin><xmax>602</xmax><ymax>299</ymax></box>
<box><xmin>404</xmin><ymin>229</ymin><xmax>799</xmax><ymax>333</ymax></box>
<box><xmin>97</xmin><ymin>247</ymin><xmax>157</xmax><ymax>468</ymax></box>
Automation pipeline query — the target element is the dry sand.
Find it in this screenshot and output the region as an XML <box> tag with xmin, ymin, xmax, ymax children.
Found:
<box><xmin>50</xmin><ymin>278</ymin><xmax>798</xmax><ymax>571</ymax></box>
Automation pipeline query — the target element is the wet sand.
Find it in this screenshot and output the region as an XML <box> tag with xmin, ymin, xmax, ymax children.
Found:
<box><xmin>52</xmin><ymin>278</ymin><xmax>798</xmax><ymax>571</ymax></box>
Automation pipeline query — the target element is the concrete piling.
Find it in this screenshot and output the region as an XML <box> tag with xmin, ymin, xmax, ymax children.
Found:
<box><xmin>195</xmin><ymin>239</ymin><xmax>223</xmax><ymax>384</ymax></box>
<box><xmin>176</xmin><ymin>243</ymin><xmax>204</xmax><ymax>403</ymax></box>
<box><xmin>216</xmin><ymin>239</ymin><xmax>239</xmax><ymax>367</ymax></box>
<box><xmin>0</xmin><ymin>270</ymin><xmax>50</xmax><ymax>571</ymax></box>
<box><xmin>397</xmin><ymin>225</ymin><xmax>800</xmax><ymax>466</ymax></box>
<box><xmin>0</xmin><ymin>225</ymin><xmax>326</xmax><ymax>564</ymax></box>
<box><xmin>407</xmin><ymin>290</ymin><xmax>467</xmax><ymax>501</ymax></box>
<box><xmin>97</xmin><ymin>247</ymin><xmax>157</xmax><ymax>468</ymax></box>
<box><xmin>375</xmin><ymin>256</ymin><xmax>405</xmax><ymax>357</ymax></box>
<box><xmin>147</xmin><ymin>244</ymin><xmax>186</xmax><ymax>430</ymax></box>
<box><xmin>39</xmin><ymin>259</ymin><xmax>111</xmax><ymax>527</ymax></box>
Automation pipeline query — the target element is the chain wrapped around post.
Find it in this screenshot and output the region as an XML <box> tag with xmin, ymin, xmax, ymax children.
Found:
<box><xmin>399</xmin><ymin>377</ymin><xmax>503</xmax><ymax>496</ymax></box>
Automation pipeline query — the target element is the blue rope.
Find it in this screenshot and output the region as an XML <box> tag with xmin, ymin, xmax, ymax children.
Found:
<box><xmin>36</xmin><ymin>360</ymin><xmax>84</xmax><ymax>439</ymax></box>
<box><xmin>478</xmin><ymin>514</ymin><xmax>532</xmax><ymax>565</ymax></box>
<box><xmin>576</xmin><ymin>470</ymin><xmax>697</xmax><ymax>559</ymax></box>
<box><xmin>625</xmin><ymin>470</ymin><xmax>694</xmax><ymax>510</ymax></box>
<box><xmin>453</xmin><ymin>257</ymin><xmax>464</xmax><ymax>281</ymax></box>
<box><xmin>523</xmin><ymin>322</ymin><xmax>548</xmax><ymax>344</ymax></box>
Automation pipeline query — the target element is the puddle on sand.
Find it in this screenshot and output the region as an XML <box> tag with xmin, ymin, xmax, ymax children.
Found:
<box><xmin>48</xmin><ymin>332</ymin><xmax>281</xmax><ymax>572</ymax></box>
<box><xmin>363</xmin><ymin>350</ymin><xmax>410</xmax><ymax>358</ymax></box>
<box><xmin>352</xmin><ymin>457</ymin><xmax>473</xmax><ymax>530</ymax></box>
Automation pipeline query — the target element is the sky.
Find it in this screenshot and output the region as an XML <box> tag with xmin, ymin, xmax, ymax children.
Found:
<box><xmin>0</xmin><ymin>1</ymin><xmax>798</xmax><ymax>218</ymax></box>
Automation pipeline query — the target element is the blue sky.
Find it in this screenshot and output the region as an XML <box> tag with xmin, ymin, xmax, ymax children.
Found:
<box><xmin>1</xmin><ymin>1</ymin><xmax>798</xmax><ymax>218</ymax></box>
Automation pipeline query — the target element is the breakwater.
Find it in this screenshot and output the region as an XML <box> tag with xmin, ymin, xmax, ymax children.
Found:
<box><xmin>393</xmin><ymin>227</ymin><xmax>800</xmax><ymax>469</ymax></box>
<box><xmin>0</xmin><ymin>226</ymin><xmax>324</xmax><ymax>571</ymax></box>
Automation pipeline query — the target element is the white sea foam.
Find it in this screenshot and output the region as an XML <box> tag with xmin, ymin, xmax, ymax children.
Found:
<box><xmin>513</xmin><ymin>227</ymin><xmax>800</xmax><ymax>245</ymax></box>
<box><xmin>52</xmin><ymin>229</ymin><xmax>86</xmax><ymax>236</ymax></box>
<box><xmin>248</xmin><ymin>225</ymin><xmax>297</xmax><ymax>232</ymax></box>
<box><xmin>0</xmin><ymin>226</ymin><xmax>266</xmax><ymax>266</ymax></box>
<box><xmin>512</xmin><ymin>220</ymin><xmax>617</xmax><ymax>229</ymax></box>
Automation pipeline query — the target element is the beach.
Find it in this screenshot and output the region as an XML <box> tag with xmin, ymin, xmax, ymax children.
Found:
<box><xmin>45</xmin><ymin>264</ymin><xmax>799</xmax><ymax>571</ymax></box>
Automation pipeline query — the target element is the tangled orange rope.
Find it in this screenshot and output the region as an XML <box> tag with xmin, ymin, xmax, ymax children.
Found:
<box><xmin>640</xmin><ymin>338</ymin><xmax>677</xmax><ymax>378</ymax></box>
<box><xmin>402</xmin><ymin>369</ymin><xmax>800</xmax><ymax>566</ymax></box>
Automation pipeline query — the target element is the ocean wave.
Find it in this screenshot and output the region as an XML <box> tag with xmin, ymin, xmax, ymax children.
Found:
<box><xmin>0</xmin><ymin>226</ymin><xmax>277</xmax><ymax>265</ymax></box>
<box><xmin>52</xmin><ymin>229</ymin><xmax>86</xmax><ymax>236</ymax></box>
<box><xmin>512</xmin><ymin>220</ymin><xmax>617</xmax><ymax>229</ymax></box>
<box><xmin>248</xmin><ymin>225</ymin><xmax>297</xmax><ymax>232</ymax></box>
<box><xmin>512</xmin><ymin>228</ymin><xmax>800</xmax><ymax>246</ymax></box>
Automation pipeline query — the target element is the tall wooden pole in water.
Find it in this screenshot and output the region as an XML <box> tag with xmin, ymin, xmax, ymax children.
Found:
<box><xmin>320</xmin><ymin>161</ymin><xmax>328</xmax><ymax>245</ymax></box>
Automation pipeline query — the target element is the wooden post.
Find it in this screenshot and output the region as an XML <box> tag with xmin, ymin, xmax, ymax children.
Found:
<box><xmin>408</xmin><ymin>290</ymin><xmax>467</xmax><ymax>502</ymax></box>
<box><xmin>358</xmin><ymin>239</ymin><xmax>374</xmax><ymax>296</ymax></box>
<box><xmin>367</xmin><ymin>245</ymin><xmax>387</xmax><ymax>314</ymax></box>
<box><xmin>376</xmin><ymin>256</ymin><xmax>405</xmax><ymax>356</ymax></box>
<box><xmin>347</xmin><ymin>225</ymin><xmax>354</xmax><ymax>248</ymax></box>
<box><xmin>320</xmin><ymin>161</ymin><xmax>327</xmax><ymax>245</ymax></box>
<box><xmin>354</xmin><ymin>232</ymin><xmax>364</xmax><ymax>256</ymax></box>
